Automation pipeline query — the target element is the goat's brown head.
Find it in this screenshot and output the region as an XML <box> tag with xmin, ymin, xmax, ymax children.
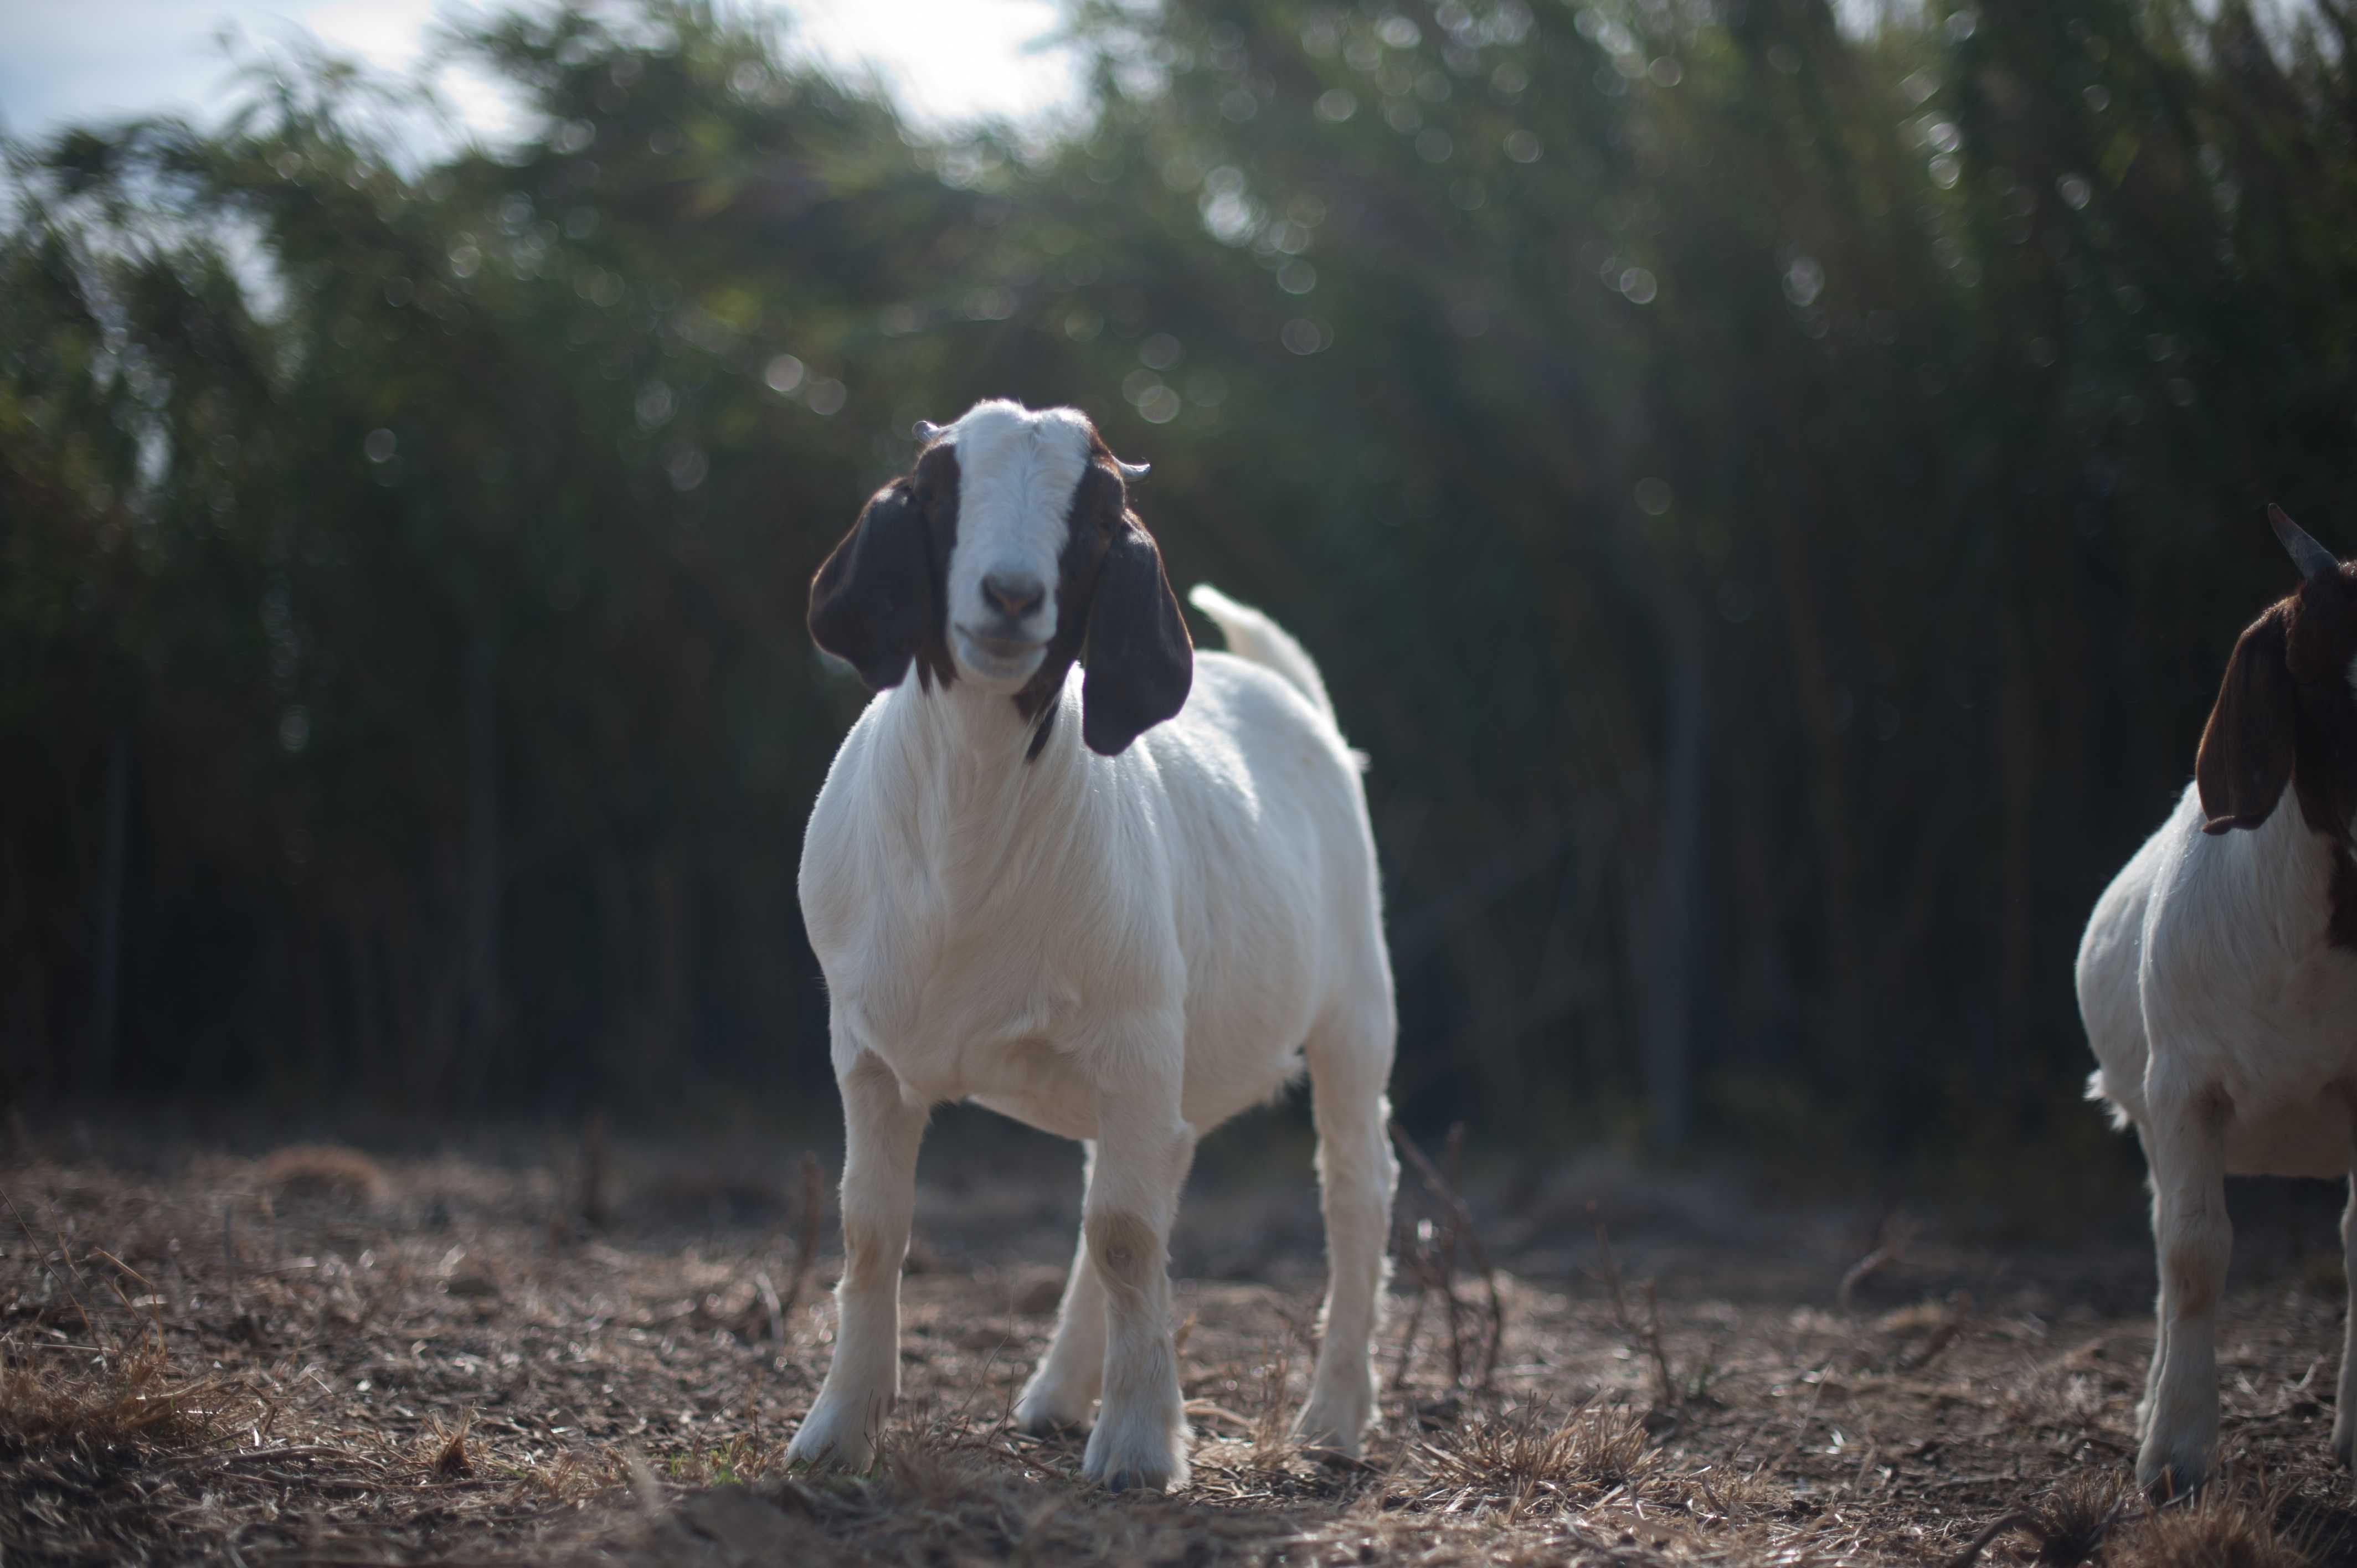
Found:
<box><xmin>2196</xmin><ymin>506</ymin><xmax>2357</xmax><ymax>845</ymax></box>
<box><xmin>807</xmin><ymin>399</ymin><xmax>1191</xmax><ymax>757</ymax></box>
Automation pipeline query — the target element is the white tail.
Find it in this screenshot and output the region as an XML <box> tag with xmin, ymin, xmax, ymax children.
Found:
<box><xmin>1186</xmin><ymin>584</ymin><xmax>1335</xmax><ymax>724</ymax></box>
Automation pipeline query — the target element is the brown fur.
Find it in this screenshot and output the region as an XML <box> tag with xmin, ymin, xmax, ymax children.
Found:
<box><xmin>2195</xmin><ymin>563</ymin><xmax>2357</xmax><ymax>950</ymax></box>
<box><xmin>1083</xmin><ymin>1210</ymin><xmax>1162</xmax><ymax>1298</ymax></box>
<box><xmin>839</xmin><ymin>1221</ymin><xmax>896</xmax><ymax>1293</ymax></box>
<box><xmin>807</xmin><ymin>441</ymin><xmax>961</xmax><ymax>694</ymax></box>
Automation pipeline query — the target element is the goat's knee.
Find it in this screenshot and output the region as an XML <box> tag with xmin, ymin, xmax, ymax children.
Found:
<box><xmin>1085</xmin><ymin>1210</ymin><xmax>1163</xmax><ymax>1297</ymax></box>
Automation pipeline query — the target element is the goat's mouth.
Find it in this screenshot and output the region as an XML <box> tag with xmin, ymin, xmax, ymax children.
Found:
<box><xmin>952</xmin><ymin>623</ymin><xmax>1047</xmax><ymax>682</ymax></box>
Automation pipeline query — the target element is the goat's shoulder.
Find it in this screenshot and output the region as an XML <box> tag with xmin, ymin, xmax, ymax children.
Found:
<box><xmin>2138</xmin><ymin>785</ymin><xmax>2357</xmax><ymax>1075</ymax></box>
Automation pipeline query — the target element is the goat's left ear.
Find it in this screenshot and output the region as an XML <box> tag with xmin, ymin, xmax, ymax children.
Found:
<box><xmin>1082</xmin><ymin>520</ymin><xmax>1193</xmax><ymax>756</ymax></box>
<box><xmin>2196</xmin><ymin>602</ymin><xmax>2297</xmax><ymax>834</ymax></box>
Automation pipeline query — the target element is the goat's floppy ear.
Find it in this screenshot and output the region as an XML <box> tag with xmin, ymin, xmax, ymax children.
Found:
<box><xmin>2197</xmin><ymin>604</ymin><xmax>2298</xmax><ymax>834</ymax></box>
<box><xmin>809</xmin><ymin>479</ymin><xmax>935</xmax><ymax>690</ymax></box>
<box><xmin>1082</xmin><ymin>521</ymin><xmax>1193</xmax><ymax>756</ymax></box>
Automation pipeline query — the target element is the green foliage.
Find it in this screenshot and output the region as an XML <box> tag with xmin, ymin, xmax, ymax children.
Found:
<box><xmin>5</xmin><ymin>0</ymin><xmax>2355</xmax><ymax>1175</ymax></box>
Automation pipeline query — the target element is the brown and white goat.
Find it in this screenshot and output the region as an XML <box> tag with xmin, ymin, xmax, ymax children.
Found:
<box><xmin>2080</xmin><ymin>505</ymin><xmax>2357</xmax><ymax>1497</ymax></box>
<box><xmin>787</xmin><ymin>400</ymin><xmax>1398</xmax><ymax>1491</ymax></box>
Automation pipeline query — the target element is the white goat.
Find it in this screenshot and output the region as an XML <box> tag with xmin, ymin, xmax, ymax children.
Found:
<box><xmin>2079</xmin><ymin>505</ymin><xmax>2357</xmax><ymax>1497</ymax></box>
<box><xmin>786</xmin><ymin>400</ymin><xmax>1398</xmax><ymax>1492</ymax></box>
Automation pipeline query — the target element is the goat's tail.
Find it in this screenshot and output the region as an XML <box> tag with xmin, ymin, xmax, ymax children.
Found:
<box><xmin>1186</xmin><ymin>584</ymin><xmax>1335</xmax><ymax>724</ymax></box>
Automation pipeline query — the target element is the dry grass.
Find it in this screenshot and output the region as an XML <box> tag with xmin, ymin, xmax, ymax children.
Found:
<box><xmin>6</xmin><ymin>1129</ymin><xmax>2357</xmax><ymax>1565</ymax></box>
<box><xmin>259</xmin><ymin>1142</ymin><xmax>393</xmax><ymax>1205</ymax></box>
<box><xmin>0</xmin><ymin>1329</ymin><xmax>249</xmax><ymax>1452</ymax></box>
<box><xmin>2110</xmin><ymin>1488</ymin><xmax>2318</xmax><ymax>1568</ymax></box>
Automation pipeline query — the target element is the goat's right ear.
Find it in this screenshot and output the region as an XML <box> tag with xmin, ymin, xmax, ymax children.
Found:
<box><xmin>809</xmin><ymin>479</ymin><xmax>934</xmax><ymax>690</ymax></box>
<box><xmin>2196</xmin><ymin>604</ymin><xmax>2298</xmax><ymax>834</ymax></box>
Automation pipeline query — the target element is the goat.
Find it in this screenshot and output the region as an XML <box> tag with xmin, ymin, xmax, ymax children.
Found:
<box><xmin>785</xmin><ymin>399</ymin><xmax>1398</xmax><ymax>1492</ymax></box>
<box><xmin>2078</xmin><ymin>504</ymin><xmax>2357</xmax><ymax>1498</ymax></box>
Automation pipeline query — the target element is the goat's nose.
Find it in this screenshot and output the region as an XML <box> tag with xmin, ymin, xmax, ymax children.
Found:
<box><xmin>980</xmin><ymin>572</ymin><xmax>1047</xmax><ymax>620</ymax></box>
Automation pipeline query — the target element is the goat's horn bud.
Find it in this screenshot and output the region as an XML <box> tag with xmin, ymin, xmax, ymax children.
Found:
<box><xmin>1116</xmin><ymin>459</ymin><xmax>1151</xmax><ymax>483</ymax></box>
<box><xmin>913</xmin><ymin>420</ymin><xmax>945</xmax><ymax>443</ymax></box>
<box><xmin>2269</xmin><ymin>503</ymin><xmax>2339</xmax><ymax>579</ymax></box>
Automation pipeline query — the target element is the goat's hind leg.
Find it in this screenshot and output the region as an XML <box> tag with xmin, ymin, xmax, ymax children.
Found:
<box><xmin>1294</xmin><ymin>1003</ymin><xmax>1399</xmax><ymax>1457</ymax></box>
<box><xmin>2137</xmin><ymin>1090</ymin><xmax>2230</xmax><ymax>1499</ymax></box>
<box><xmin>1015</xmin><ymin>1141</ymin><xmax>1109</xmax><ymax>1435</ymax></box>
<box><xmin>2135</xmin><ymin>1123</ymin><xmax>2166</xmax><ymax>1443</ymax></box>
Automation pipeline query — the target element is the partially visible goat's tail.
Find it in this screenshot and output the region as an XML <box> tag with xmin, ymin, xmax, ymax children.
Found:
<box><xmin>1186</xmin><ymin>584</ymin><xmax>1335</xmax><ymax>724</ymax></box>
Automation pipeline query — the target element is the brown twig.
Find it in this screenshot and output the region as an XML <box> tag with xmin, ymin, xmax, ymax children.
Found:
<box><xmin>778</xmin><ymin>1151</ymin><xmax>825</xmax><ymax>1324</ymax></box>
<box><xmin>580</xmin><ymin>1112</ymin><xmax>611</xmax><ymax>1232</ymax></box>
<box><xmin>1838</xmin><ymin>1211</ymin><xmax>1918</xmax><ymax>1311</ymax></box>
<box><xmin>1942</xmin><ymin>1514</ymin><xmax>2026</xmax><ymax>1568</ymax></box>
<box><xmin>1439</xmin><ymin>1124</ymin><xmax>1466</xmax><ymax>1384</ymax></box>
<box><xmin>224</xmin><ymin>1198</ymin><xmax>241</xmax><ymax>1318</ymax></box>
<box><xmin>1640</xmin><ymin>1280</ymin><xmax>1676</xmax><ymax>1408</ymax></box>
<box><xmin>1387</xmin><ymin>1121</ymin><xmax>1507</xmax><ymax>1389</ymax></box>
<box><xmin>752</xmin><ymin>1268</ymin><xmax>785</xmax><ymax>1345</ymax></box>
<box><xmin>1594</xmin><ymin>1225</ymin><xmax>1676</xmax><ymax>1408</ymax></box>
<box><xmin>1388</xmin><ymin>1210</ymin><xmax>1433</xmax><ymax>1391</ymax></box>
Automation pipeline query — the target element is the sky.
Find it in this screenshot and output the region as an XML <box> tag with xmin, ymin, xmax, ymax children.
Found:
<box><xmin>0</xmin><ymin>0</ymin><xmax>1085</xmax><ymax>147</ymax></box>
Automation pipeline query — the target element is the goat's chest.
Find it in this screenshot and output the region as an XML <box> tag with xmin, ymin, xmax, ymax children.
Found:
<box><xmin>811</xmin><ymin>868</ymin><xmax>1126</xmax><ymax>1116</ymax></box>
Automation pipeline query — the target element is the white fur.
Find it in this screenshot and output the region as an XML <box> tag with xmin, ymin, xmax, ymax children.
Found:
<box><xmin>935</xmin><ymin>400</ymin><xmax>1092</xmax><ymax>691</ymax></box>
<box><xmin>2078</xmin><ymin>779</ymin><xmax>2357</xmax><ymax>1494</ymax></box>
<box><xmin>787</xmin><ymin>578</ymin><xmax>1399</xmax><ymax>1491</ymax></box>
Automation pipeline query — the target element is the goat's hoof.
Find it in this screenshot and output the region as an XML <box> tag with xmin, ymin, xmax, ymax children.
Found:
<box><xmin>785</xmin><ymin>1405</ymin><xmax>878</xmax><ymax>1473</ymax></box>
<box><xmin>1082</xmin><ymin>1419</ymin><xmax>1187</xmax><ymax>1493</ymax></box>
<box><xmin>1013</xmin><ymin>1390</ymin><xmax>1096</xmax><ymax>1439</ymax></box>
<box><xmin>1292</xmin><ymin>1397</ymin><xmax>1371</xmax><ymax>1459</ymax></box>
<box><xmin>1013</xmin><ymin>1409</ymin><xmax>1091</xmax><ymax>1441</ymax></box>
<box><xmin>2135</xmin><ymin>1442</ymin><xmax>2211</xmax><ymax>1502</ymax></box>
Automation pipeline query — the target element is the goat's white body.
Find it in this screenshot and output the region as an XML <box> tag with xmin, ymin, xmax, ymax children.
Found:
<box><xmin>2082</xmin><ymin>783</ymin><xmax>2357</xmax><ymax>1175</ymax></box>
<box><xmin>802</xmin><ymin>649</ymin><xmax>1381</xmax><ymax>1132</ymax></box>
<box><xmin>790</xmin><ymin>591</ymin><xmax>1396</xmax><ymax>1488</ymax></box>
<box><xmin>2077</xmin><ymin>780</ymin><xmax>2357</xmax><ymax>1494</ymax></box>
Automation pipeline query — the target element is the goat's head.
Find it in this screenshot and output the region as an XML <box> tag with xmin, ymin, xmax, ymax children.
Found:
<box><xmin>807</xmin><ymin>399</ymin><xmax>1192</xmax><ymax>757</ymax></box>
<box><xmin>2196</xmin><ymin>506</ymin><xmax>2357</xmax><ymax>838</ymax></box>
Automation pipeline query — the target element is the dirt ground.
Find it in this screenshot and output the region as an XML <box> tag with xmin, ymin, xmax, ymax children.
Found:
<box><xmin>4</xmin><ymin>1108</ymin><xmax>2355</xmax><ymax>1567</ymax></box>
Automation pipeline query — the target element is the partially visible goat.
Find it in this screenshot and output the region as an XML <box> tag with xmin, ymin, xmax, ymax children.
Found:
<box><xmin>2079</xmin><ymin>505</ymin><xmax>2357</xmax><ymax>1497</ymax></box>
<box><xmin>786</xmin><ymin>400</ymin><xmax>1398</xmax><ymax>1492</ymax></box>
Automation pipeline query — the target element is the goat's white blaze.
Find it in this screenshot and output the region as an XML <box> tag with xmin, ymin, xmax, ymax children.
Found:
<box><xmin>936</xmin><ymin>399</ymin><xmax>1093</xmax><ymax>690</ymax></box>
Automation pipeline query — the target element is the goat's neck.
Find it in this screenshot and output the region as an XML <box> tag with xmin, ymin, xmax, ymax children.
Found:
<box><xmin>877</xmin><ymin>674</ymin><xmax>1086</xmax><ymax>888</ymax></box>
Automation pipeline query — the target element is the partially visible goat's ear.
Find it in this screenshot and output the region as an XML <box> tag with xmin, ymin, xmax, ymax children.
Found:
<box><xmin>809</xmin><ymin>479</ymin><xmax>937</xmax><ymax>691</ymax></box>
<box><xmin>2197</xmin><ymin>603</ymin><xmax>2298</xmax><ymax>834</ymax></box>
<box><xmin>1081</xmin><ymin>520</ymin><xmax>1192</xmax><ymax>756</ymax></box>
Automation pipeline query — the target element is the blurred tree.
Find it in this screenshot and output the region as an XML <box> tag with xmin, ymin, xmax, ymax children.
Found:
<box><xmin>3</xmin><ymin>0</ymin><xmax>2355</xmax><ymax>1189</ymax></box>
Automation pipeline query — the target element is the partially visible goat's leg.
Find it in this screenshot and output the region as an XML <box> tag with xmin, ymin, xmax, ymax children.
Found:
<box><xmin>2137</xmin><ymin>1090</ymin><xmax>2230</xmax><ymax>1499</ymax></box>
<box><xmin>1294</xmin><ymin>1003</ymin><xmax>1398</xmax><ymax>1456</ymax></box>
<box><xmin>788</xmin><ymin>1049</ymin><xmax>927</xmax><ymax>1472</ymax></box>
<box><xmin>2135</xmin><ymin>1123</ymin><xmax>2166</xmax><ymax>1442</ymax></box>
<box><xmin>1080</xmin><ymin>1056</ymin><xmax>1196</xmax><ymax>1492</ymax></box>
<box><xmin>1015</xmin><ymin>1140</ymin><xmax>1108</xmax><ymax>1435</ymax></box>
<box><xmin>2337</xmin><ymin>1167</ymin><xmax>2357</xmax><ymax>1469</ymax></box>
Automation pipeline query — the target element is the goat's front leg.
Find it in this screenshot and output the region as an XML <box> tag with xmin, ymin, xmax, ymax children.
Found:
<box><xmin>1080</xmin><ymin>1055</ymin><xmax>1197</xmax><ymax>1492</ymax></box>
<box><xmin>2137</xmin><ymin>1090</ymin><xmax>2230</xmax><ymax>1499</ymax></box>
<box><xmin>2337</xmin><ymin>1166</ymin><xmax>2357</xmax><ymax>1469</ymax></box>
<box><xmin>788</xmin><ymin>1049</ymin><xmax>927</xmax><ymax>1472</ymax></box>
